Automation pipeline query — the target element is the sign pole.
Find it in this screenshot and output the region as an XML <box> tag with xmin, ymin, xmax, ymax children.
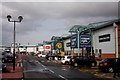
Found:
<box><xmin>78</xmin><ymin>30</ymin><xmax>80</xmax><ymax>56</ymax></box>
<box><xmin>90</xmin><ymin>29</ymin><xmax>93</xmax><ymax>56</ymax></box>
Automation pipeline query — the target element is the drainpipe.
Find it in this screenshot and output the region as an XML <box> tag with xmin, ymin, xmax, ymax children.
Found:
<box><xmin>114</xmin><ymin>23</ymin><xmax>118</xmax><ymax>58</ymax></box>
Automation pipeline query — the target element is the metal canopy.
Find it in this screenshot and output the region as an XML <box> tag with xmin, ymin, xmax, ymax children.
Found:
<box><xmin>69</xmin><ymin>19</ymin><xmax>120</xmax><ymax>34</ymax></box>
<box><xmin>51</xmin><ymin>36</ymin><xmax>61</xmax><ymax>40</ymax></box>
<box><xmin>69</xmin><ymin>25</ymin><xmax>85</xmax><ymax>33</ymax></box>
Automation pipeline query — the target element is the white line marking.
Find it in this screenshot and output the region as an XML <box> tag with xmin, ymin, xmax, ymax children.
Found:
<box><xmin>41</xmin><ymin>64</ymin><xmax>46</xmax><ymax>68</ymax></box>
<box><xmin>50</xmin><ymin>70</ymin><xmax>55</xmax><ymax>73</ymax></box>
<box><xmin>59</xmin><ymin>75</ymin><xmax>68</xmax><ymax>80</ymax></box>
<box><xmin>62</xmin><ymin>69</ymin><xmax>66</xmax><ymax>71</ymax></box>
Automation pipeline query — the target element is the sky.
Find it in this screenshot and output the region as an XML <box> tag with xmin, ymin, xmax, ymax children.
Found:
<box><xmin>1</xmin><ymin>0</ymin><xmax>120</xmax><ymax>46</ymax></box>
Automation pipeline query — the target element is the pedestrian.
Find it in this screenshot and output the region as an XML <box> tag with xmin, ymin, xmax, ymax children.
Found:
<box><xmin>113</xmin><ymin>58</ymin><xmax>120</xmax><ymax>78</ymax></box>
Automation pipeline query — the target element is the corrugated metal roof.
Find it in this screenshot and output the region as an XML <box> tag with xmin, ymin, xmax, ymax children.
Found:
<box><xmin>69</xmin><ymin>19</ymin><xmax>120</xmax><ymax>34</ymax></box>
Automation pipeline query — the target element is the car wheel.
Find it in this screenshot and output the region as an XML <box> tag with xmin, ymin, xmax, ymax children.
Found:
<box><xmin>91</xmin><ymin>63</ymin><xmax>95</xmax><ymax>66</ymax></box>
<box><xmin>65</xmin><ymin>61</ymin><xmax>69</xmax><ymax>65</ymax></box>
<box><xmin>74</xmin><ymin>63</ymin><xmax>78</xmax><ymax>67</ymax></box>
<box><xmin>108</xmin><ymin>67</ymin><xmax>113</xmax><ymax>73</ymax></box>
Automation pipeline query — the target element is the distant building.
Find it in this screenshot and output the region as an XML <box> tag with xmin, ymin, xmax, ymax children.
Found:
<box><xmin>63</xmin><ymin>36</ymin><xmax>71</xmax><ymax>55</ymax></box>
<box><xmin>11</xmin><ymin>45</ymin><xmax>38</xmax><ymax>54</ymax></box>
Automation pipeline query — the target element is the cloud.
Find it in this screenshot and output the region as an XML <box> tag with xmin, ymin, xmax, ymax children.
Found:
<box><xmin>2</xmin><ymin>0</ymin><xmax>120</xmax><ymax>2</ymax></box>
<box><xmin>1</xmin><ymin>2</ymin><xmax>118</xmax><ymax>45</ymax></box>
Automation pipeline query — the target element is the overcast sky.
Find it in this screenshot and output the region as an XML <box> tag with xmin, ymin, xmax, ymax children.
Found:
<box><xmin>1</xmin><ymin>0</ymin><xmax>119</xmax><ymax>46</ymax></box>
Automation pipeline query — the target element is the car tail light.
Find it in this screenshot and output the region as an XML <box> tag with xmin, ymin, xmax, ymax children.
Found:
<box><xmin>104</xmin><ymin>62</ymin><xmax>108</xmax><ymax>66</ymax></box>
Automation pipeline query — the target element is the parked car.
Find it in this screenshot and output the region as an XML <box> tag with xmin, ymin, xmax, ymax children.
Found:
<box><xmin>45</xmin><ymin>53</ymin><xmax>57</xmax><ymax>60</ymax></box>
<box><xmin>70</xmin><ymin>56</ymin><xmax>97</xmax><ymax>67</ymax></box>
<box><xmin>98</xmin><ymin>58</ymin><xmax>120</xmax><ymax>73</ymax></box>
<box><xmin>61</xmin><ymin>56</ymin><xmax>72</xmax><ymax>65</ymax></box>
<box><xmin>37</xmin><ymin>53</ymin><xmax>42</xmax><ymax>58</ymax></box>
<box><xmin>41</xmin><ymin>54</ymin><xmax>46</xmax><ymax>57</ymax></box>
<box><xmin>37</xmin><ymin>53</ymin><xmax>46</xmax><ymax>58</ymax></box>
<box><xmin>2</xmin><ymin>51</ymin><xmax>13</xmax><ymax>63</ymax></box>
<box><xmin>0</xmin><ymin>60</ymin><xmax>7</xmax><ymax>73</ymax></box>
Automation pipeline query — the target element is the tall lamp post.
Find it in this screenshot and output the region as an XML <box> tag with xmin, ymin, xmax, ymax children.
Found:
<box><xmin>7</xmin><ymin>15</ymin><xmax>23</xmax><ymax>71</ymax></box>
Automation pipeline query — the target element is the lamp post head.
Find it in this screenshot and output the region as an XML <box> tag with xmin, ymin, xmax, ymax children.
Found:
<box><xmin>7</xmin><ymin>15</ymin><xmax>12</xmax><ymax>22</ymax></box>
<box><xmin>18</xmin><ymin>16</ymin><xmax>23</xmax><ymax>22</ymax></box>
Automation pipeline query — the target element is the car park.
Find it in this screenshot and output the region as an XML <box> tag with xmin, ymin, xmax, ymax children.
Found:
<box><xmin>61</xmin><ymin>56</ymin><xmax>72</xmax><ymax>65</ymax></box>
<box><xmin>98</xmin><ymin>58</ymin><xmax>120</xmax><ymax>73</ymax></box>
<box><xmin>70</xmin><ymin>56</ymin><xmax>97</xmax><ymax>67</ymax></box>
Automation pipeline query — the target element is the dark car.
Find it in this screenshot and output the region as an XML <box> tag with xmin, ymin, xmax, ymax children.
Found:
<box><xmin>99</xmin><ymin>58</ymin><xmax>120</xmax><ymax>73</ymax></box>
<box><xmin>45</xmin><ymin>53</ymin><xmax>57</xmax><ymax>60</ymax></box>
<box><xmin>0</xmin><ymin>60</ymin><xmax>7</xmax><ymax>73</ymax></box>
<box><xmin>2</xmin><ymin>51</ymin><xmax>13</xmax><ymax>63</ymax></box>
<box><xmin>70</xmin><ymin>56</ymin><xmax>97</xmax><ymax>67</ymax></box>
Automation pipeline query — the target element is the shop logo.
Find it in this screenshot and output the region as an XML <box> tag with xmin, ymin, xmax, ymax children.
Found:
<box><xmin>80</xmin><ymin>34</ymin><xmax>91</xmax><ymax>47</ymax></box>
<box><xmin>45</xmin><ymin>45</ymin><xmax>51</xmax><ymax>51</ymax></box>
<box><xmin>45</xmin><ymin>46</ymin><xmax>50</xmax><ymax>49</ymax></box>
<box><xmin>56</xmin><ymin>43</ymin><xmax>62</xmax><ymax>49</ymax></box>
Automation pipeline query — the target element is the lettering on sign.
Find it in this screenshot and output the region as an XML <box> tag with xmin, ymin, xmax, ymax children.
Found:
<box><xmin>99</xmin><ymin>34</ymin><xmax>110</xmax><ymax>42</ymax></box>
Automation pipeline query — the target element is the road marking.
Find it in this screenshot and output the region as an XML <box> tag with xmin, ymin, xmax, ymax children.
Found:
<box><xmin>62</xmin><ymin>69</ymin><xmax>67</xmax><ymax>71</ymax></box>
<box><xmin>41</xmin><ymin>64</ymin><xmax>46</xmax><ymax>68</ymax></box>
<box><xmin>50</xmin><ymin>70</ymin><xmax>55</xmax><ymax>73</ymax></box>
<box><xmin>59</xmin><ymin>75</ymin><xmax>68</xmax><ymax>80</ymax></box>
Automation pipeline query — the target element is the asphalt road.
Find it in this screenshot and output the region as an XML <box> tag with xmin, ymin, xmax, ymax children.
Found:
<box><xmin>22</xmin><ymin>55</ymin><xmax>112</xmax><ymax>80</ymax></box>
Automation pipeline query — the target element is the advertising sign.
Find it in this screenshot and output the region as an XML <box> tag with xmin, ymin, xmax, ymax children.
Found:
<box><xmin>80</xmin><ymin>34</ymin><xmax>91</xmax><ymax>47</ymax></box>
<box><xmin>66</xmin><ymin>42</ymin><xmax>70</xmax><ymax>47</ymax></box>
<box><xmin>55</xmin><ymin>42</ymin><xmax>64</xmax><ymax>50</ymax></box>
<box><xmin>70</xmin><ymin>34</ymin><xmax>78</xmax><ymax>48</ymax></box>
<box><xmin>45</xmin><ymin>45</ymin><xmax>51</xmax><ymax>51</ymax></box>
<box><xmin>99</xmin><ymin>34</ymin><xmax>110</xmax><ymax>42</ymax></box>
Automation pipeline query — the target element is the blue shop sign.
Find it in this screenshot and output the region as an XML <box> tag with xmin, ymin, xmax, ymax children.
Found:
<box><xmin>80</xmin><ymin>34</ymin><xmax>91</xmax><ymax>47</ymax></box>
<box><xmin>71</xmin><ymin>34</ymin><xmax>78</xmax><ymax>48</ymax></box>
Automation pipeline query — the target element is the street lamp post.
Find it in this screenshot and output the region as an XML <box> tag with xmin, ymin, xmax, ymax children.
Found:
<box><xmin>7</xmin><ymin>15</ymin><xmax>23</xmax><ymax>71</ymax></box>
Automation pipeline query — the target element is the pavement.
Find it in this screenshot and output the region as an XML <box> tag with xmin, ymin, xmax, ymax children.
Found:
<box><xmin>2</xmin><ymin>66</ymin><xmax>23</xmax><ymax>79</ymax></box>
<box><xmin>1</xmin><ymin>54</ymin><xmax>23</xmax><ymax>79</ymax></box>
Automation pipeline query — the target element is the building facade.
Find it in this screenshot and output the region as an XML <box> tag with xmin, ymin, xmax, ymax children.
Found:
<box><xmin>68</xmin><ymin>19</ymin><xmax>120</xmax><ymax>59</ymax></box>
<box><xmin>93</xmin><ymin>25</ymin><xmax>116</xmax><ymax>58</ymax></box>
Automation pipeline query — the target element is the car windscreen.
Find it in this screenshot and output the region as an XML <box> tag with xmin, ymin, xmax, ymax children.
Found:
<box><xmin>101</xmin><ymin>58</ymin><xmax>114</xmax><ymax>62</ymax></box>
